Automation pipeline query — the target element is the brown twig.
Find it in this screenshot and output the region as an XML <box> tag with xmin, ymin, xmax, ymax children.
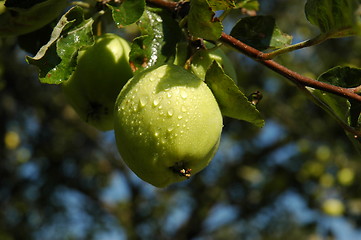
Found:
<box><xmin>145</xmin><ymin>0</ymin><xmax>361</xmax><ymax>103</ymax></box>
<box><xmin>220</xmin><ymin>33</ymin><xmax>361</xmax><ymax>102</ymax></box>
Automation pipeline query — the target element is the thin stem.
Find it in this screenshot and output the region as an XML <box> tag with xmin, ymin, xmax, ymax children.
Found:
<box><xmin>146</xmin><ymin>0</ymin><xmax>177</xmax><ymax>11</ymax></box>
<box><xmin>260</xmin><ymin>33</ymin><xmax>329</xmax><ymax>60</ymax></box>
<box><xmin>220</xmin><ymin>33</ymin><xmax>361</xmax><ymax>102</ymax></box>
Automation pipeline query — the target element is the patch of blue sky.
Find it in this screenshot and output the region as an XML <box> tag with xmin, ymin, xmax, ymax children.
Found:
<box><xmin>17</xmin><ymin>161</ymin><xmax>40</xmax><ymax>180</ymax></box>
<box><xmin>318</xmin><ymin>216</ymin><xmax>361</xmax><ymax>240</ymax></box>
<box><xmin>163</xmin><ymin>193</ymin><xmax>193</xmax><ymax>235</ymax></box>
<box><xmin>203</xmin><ymin>203</ymin><xmax>240</xmax><ymax>232</ymax></box>
<box><xmin>255</xmin><ymin>120</ymin><xmax>286</xmax><ymax>147</ymax></box>
<box><xmin>100</xmin><ymin>171</ymin><xmax>131</xmax><ymax>203</ymax></box>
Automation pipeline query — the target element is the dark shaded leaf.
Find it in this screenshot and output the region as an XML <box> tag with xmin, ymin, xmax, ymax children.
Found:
<box><xmin>305</xmin><ymin>0</ymin><xmax>360</xmax><ymax>37</ymax></box>
<box><xmin>317</xmin><ymin>66</ymin><xmax>361</xmax><ymax>128</ymax></box>
<box><xmin>230</xmin><ymin>16</ymin><xmax>292</xmax><ymax>50</ymax></box>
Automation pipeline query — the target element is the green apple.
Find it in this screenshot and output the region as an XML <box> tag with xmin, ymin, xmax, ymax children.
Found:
<box><xmin>190</xmin><ymin>44</ymin><xmax>238</xmax><ymax>82</ymax></box>
<box><xmin>114</xmin><ymin>64</ymin><xmax>223</xmax><ymax>187</ymax></box>
<box><xmin>0</xmin><ymin>0</ymin><xmax>67</xmax><ymax>36</ymax></box>
<box><xmin>63</xmin><ymin>33</ymin><xmax>133</xmax><ymax>131</ymax></box>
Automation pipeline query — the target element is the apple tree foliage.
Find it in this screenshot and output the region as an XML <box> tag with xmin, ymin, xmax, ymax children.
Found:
<box><xmin>1</xmin><ymin>0</ymin><xmax>361</xmax><ymax>239</ymax></box>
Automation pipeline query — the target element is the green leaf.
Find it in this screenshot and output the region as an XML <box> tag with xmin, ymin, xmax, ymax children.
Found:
<box><xmin>0</xmin><ymin>0</ymin><xmax>67</xmax><ymax>36</ymax></box>
<box><xmin>307</xmin><ymin>66</ymin><xmax>361</xmax><ymax>149</ymax></box>
<box><xmin>305</xmin><ymin>0</ymin><xmax>360</xmax><ymax>37</ymax></box>
<box><xmin>230</xmin><ymin>16</ymin><xmax>292</xmax><ymax>50</ymax></box>
<box><xmin>205</xmin><ymin>61</ymin><xmax>264</xmax><ymax>127</ymax></box>
<box><xmin>317</xmin><ymin>66</ymin><xmax>361</xmax><ymax>88</ymax></box>
<box><xmin>207</xmin><ymin>0</ymin><xmax>236</xmax><ymax>11</ymax></box>
<box><xmin>317</xmin><ymin>66</ymin><xmax>361</xmax><ymax>128</ymax></box>
<box><xmin>108</xmin><ymin>0</ymin><xmax>145</xmax><ymax>27</ymax></box>
<box><xmin>311</xmin><ymin>89</ymin><xmax>351</xmax><ymax>124</ymax></box>
<box><xmin>129</xmin><ymin>7</ymin><xmax>182</xmax><ymax>73</ymax></box>
<box><xmin>26</xmin><ymin>6</ymin><xmax>94</xmax><ymax>84</ymax></box>
<box><xmin>188</xmin><ymin>0</ymin><xmax>223</xmax><ymax>40</ymax></box>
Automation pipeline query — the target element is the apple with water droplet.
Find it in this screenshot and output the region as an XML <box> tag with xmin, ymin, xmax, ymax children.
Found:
<box><xmin>63</xmin><ymin>33</ymin><xmax>133</xmax><ymax>131</ymax></box>
<box><xmin>114</xmin><ymin>64</ymin><xmax>223</xmax><ymax>187</ymax></box>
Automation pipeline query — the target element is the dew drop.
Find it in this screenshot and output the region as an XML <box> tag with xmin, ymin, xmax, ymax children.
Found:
<box><xmin>167</xmin><ymin>109</ymin><xmax>174</xmax><ymax>117</ymax></box>
<box><xmin>155</xmin><ymin>131</ymin><xmax>159</xmax><ymax>137</ymax></box>
<box><xmin>153</xmin><ymin>98</ymin><xmax>161</xmax><ymax>107</ymax></box>
<box><xmin>181</xmin><ymin>106</ymin><xmax>187</xmax><ymax>112</ymax></box>
<box><xmin>178</xmin><ymin>115</ymin><xmax>183</xmax><ymax>120</ymax></box>
<box><xmin>140</xmin><ymin>97</ymin><xmax>147</xmax><ymax>107</ymax></box>
<box><xmin>167</xmin><ymin>127</ymin><xmax>174</xmax><ymax>132</ymax></box>
<box><xmin>167</xmin><ymin>92</ymin><xmax>172</xmax><ymax>98</ymax></box>
<box><xmin>181</xmin><ymin>90</ymin><xmax>188</xmax><ymax>99</ymax></box>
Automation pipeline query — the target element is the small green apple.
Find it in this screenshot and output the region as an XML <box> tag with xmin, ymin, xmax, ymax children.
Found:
<box><xmin>190</xmin><ymin>44</ymin><xmax>237</xmax><ymax>82</ymax></box>
<box><xmin>63</xmin><ymin>33</ymin><xmax>133</xmax><ymax>131</ymax></box>
<box><xmin>0</xmin><ymin>0</ymin><xmax>67</xmax><ymax>36</ymax></box>
<box><xmin>114</xmin><ymin>64</ymin><xmax>223</xmax><ymax>187</ymax></box>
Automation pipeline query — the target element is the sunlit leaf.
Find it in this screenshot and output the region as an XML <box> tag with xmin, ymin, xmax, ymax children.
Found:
<box><xmin>205</xmin><ymin>61</ymin><xmax>264</xmax><ymax>127</ymax></box>
<box><xmin>129</xmin><ymin>7</ymin><xmax>182</xmax><ymax>73</ymax></box>
<box><xmin>26</xmin><ymin>6</ymin><xmax>94</xmax><ymax>84</ymax></box>
<box><xmin>108</xmin><ymin>0</ymin><xmax>145</xmax><ymax>27</ymax></box>
<box><xmin>188</xmin><ymin>0</ymin><xmax>223</xmax><ymax>40</ymax></box>
<box><xmin>235</xmin><ymin>0</ymin><xmax>259</xmax><ymax>11</ymax></box>
<box><xmin>230</xmin><ymin>16</ymin><xmax>292</xmax><ymax>50</ymax></box>
<box><xmin>207</xmin><ymin>0</ymin><xmax>236</xmax><ymax>11</ymax></box>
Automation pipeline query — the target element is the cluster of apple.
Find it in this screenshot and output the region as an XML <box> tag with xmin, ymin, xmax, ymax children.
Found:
<box><xmin>0</xmin><ymin>0</ymin><xmax>237</xmax><ymax>187</ymax></box>
<box><xmin>62</xmin><ymin>33</ymin><xmax>236</xmax><ymax>187</ymax></box>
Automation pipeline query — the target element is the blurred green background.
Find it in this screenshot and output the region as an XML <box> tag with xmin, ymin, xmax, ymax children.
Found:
<box><xmin>1</xmin><ymin>0</ymin><xmax>361</xmax><ymax>239</ymax></box>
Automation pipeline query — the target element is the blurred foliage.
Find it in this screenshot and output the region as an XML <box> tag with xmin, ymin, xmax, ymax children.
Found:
<box><xmin>1</xmin><ymin>0</ymin><xmax>361</xmax><ymax>240</ymax></box>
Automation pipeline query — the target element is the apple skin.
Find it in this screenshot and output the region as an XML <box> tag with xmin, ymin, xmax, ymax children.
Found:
<box><xmin>114</xmin><ymin>64</ymin><xmax>223</xmax><ymax>187</ymax></box>
<box><xmin>190</xmin><ymin>46</ymin><xmax>238</xmax><ymax>82</ymax></box>
<box><xmin>0</xmin><ymin>0</ymin><xmax>67</xmax><ymax>36</ymax></box>
<box><xmin>63</xmin><ymin>33</ymin><xmax>133</xmax><ymax>131</ymax></box>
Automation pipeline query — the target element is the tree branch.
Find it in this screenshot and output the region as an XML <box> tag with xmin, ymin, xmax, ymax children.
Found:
<box><xmin>146</xmin><ymin>0</ymin><xmax>361</xmax><ymax>103</ymax></box>
<box><xmin>220</xmin><ymin>33</ymin><xmax>361</xmax><ymax>102</ymax></box>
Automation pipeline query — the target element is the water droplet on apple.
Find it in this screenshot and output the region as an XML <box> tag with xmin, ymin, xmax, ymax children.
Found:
<box><xmin>167</xmin><ymin>109</ymin><xmax>174</xmax><ymax>117</ymax></box>
<box><xmin>181</xmin><ymin>90</ymin><xmax>188</xmax><ymax>99</ymax></box>
<box><xmin>139</xmin><ymin>96</ymin><xmax>147</xmax><ymax>107</ymax></box>
<box><xmin>153</xmin><ymin>97</ymin><xmax>161</xmax><ymax>107</ymax></box>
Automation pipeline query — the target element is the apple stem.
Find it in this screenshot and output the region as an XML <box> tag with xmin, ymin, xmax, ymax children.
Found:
<box><xmin>169</xmin><ymin>162</ymin><xmax>192</xmax><ymax>178</ymax></box>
